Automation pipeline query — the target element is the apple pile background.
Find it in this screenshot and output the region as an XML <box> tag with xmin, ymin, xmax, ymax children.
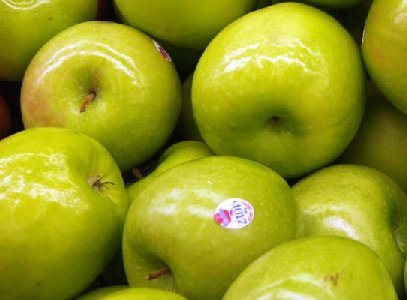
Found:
<box><xmin>0</xmin><ymin>0</ymin><xmax>407</xmax><ymax>299</ymax></box>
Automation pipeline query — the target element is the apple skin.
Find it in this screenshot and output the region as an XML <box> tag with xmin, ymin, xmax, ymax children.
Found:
<box><xmin>0</xmin><ymin>0</ymin><xmax>100</xmax><ymax>81</ymax></box>
<box><xmin>122</xmin><ymin>156</ymin><xmax>298</xmax><ymax>300</ymax></box>
<box><xmin>362</xmin><ymin>0</ymin><xmax>407</xmax><ymax>114</ymax></box>
<box><xmin>0</xmin><ymin>127</ymin><xmax>129</xmax><ymax>299</ymax></box>
<box><xmin>337</xmin><ymin>81</ymin><xmax>407</xmax><ymax>193</ymax></box>
<box><xmin>20</xmin><ymin>21</ymin><xmax>182</xmax><ymax>172</ymax></box>
<box><xmin>0</xmin><ymin>94</ymin><xmax>11</xmax><ymax>139</ymax></box>
<box><xmin>192</xmin><ymin>3</ymin><xmax>365</xmax><ymax>179</ymax></box>
<box><xmin>113</xmin><ymin>0</ymin><xmax>258</xmax><ymax>50</ymax></box>
<box><xmin>78</xmin><ymin>286</ymin><xmax>187</xmax><ymax>300</ymax></box>
<box><xmin>292</xmin><ymin>164</ymin><xmax>407</xmax><ymax>297</ymax></box>
<box><xmin>223</xmin><ymin>236</ymin><xmax>398</xmax><ymax>300</ymax></box>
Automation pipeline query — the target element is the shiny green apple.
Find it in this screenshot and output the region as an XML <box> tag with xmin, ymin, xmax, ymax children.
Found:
<box><xmin>20</xmin><ymin>21</ymin><xmax>182</xmax><ymax>172</ymax></box>
<box><xmin>292</xmin><ymin>164</ymin><xmax>407</xmax><ymax>297</ymax></box>
<box><xmin>362</xmin><ymin>0</ymin><xmax>407</xmax><ymax>114</ymax></box>
<box><xmin>192</xmin><ymin>3</ymin><xmax>365</xmax><ymax>179</ymax></box>
<box><xmin>338</xmin><ymin>81</ymin><xmax>407</xmax><ymax>192</ymax></box>
<box><xmin>78</xmin><ymin>286</ymin><xmax>187</xmax><ymax>300</ymax></box>
<box><xmin>123</xmin><ymin>156</ymin><xmax>298</xmax><ymax>299</ymax></box>
<box><xmin>223</xmin><ymin>236</ymin><xmax>398</xmax><ymax>300</ymax></box>
<box><xmin>0</xmin><ymin>127</ymin><xmax>128</xmax><ymax>299</ymax></box>
<box><xmin>103</xmin><ymin>140</ymin><xmax>214</xmax><ymax>285</ymax></box>
<box><xmin>0</xmin><ymin>0</ymin><xmax>99</xmax><ymax>81</ymax></box>
<box><xmin>113</xmin><ymin>0</ymin><xmax>258</xmax><ymax>50</ymax></box>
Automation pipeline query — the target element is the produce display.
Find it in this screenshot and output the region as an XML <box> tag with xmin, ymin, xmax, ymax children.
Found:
<box><xmin>0</xmin><ymin>0</ymin><xmax>406</xmax><ymax>299</ymax></box>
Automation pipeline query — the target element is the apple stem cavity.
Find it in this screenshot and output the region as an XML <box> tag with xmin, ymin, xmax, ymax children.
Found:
<box><xmin>80</xmin><ymin>91</ymin><xmax>97</xmax><ymax>113</ymax></box>
<box><xmin>146</xmin><ymin>266</ymin><xmax>171</xmax><ymax>280</ymax></box>
<box><xmin>89</xmin><ymin>175</ymin><xmax>114</xmax><ymax>191</ymax></box>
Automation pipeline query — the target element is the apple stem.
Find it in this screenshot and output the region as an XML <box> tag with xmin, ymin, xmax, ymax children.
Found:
<box><xmin>132</xmin><ymin>167</ymin><xmax>145</xmax><ymax>180</ymax></box>
<box><xmin>80</xmin><ymin>91</ymin><xmax>96</xmax><ymax>113</ymax></box>
<box><xmin>146</xmin><ymin>266</ymin><xmax>171</xmax><ymax>280</ymax></box>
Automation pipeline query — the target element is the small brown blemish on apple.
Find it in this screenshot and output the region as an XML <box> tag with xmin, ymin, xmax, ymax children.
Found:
<box><xmin>80</xmin><ymin>91</ymin><xmax>97</xmax><ymax>113</ymax></box>
<box><xmin>324</xmin><ymin>272</ymin><xmax>339</xmax><ymax>287</ymax></box>
<box><xmin>89</xmin><ymin>175</ymin><xmax>114</xmax><ymax>191</ymax></box>
<box><xmin>146</xmin><ymin>266</ymin><xmax>171</xmax><ymax>280</ymax></box>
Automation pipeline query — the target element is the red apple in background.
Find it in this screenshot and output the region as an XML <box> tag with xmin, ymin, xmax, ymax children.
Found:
<box><xmin>0</xmin><ymin>94</ymin><xmax>11</xmax><ymax>139</ymax></box>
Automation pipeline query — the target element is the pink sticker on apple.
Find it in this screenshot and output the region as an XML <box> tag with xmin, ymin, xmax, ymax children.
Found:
<box><xmin>214</xmin><ymin>198</ymin><xmax>254</xmax><ymax>229</ymax></box>
<box><xmin>153</xmin><ymin>40</ymin><xmax>172</xmax><ymax>62</ymax></box>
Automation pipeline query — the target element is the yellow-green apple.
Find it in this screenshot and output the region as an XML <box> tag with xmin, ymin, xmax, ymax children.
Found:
<box><xmin>103</xmin><ymin>140</ymin><xmax>214</xmax><ymax>285</ymax></box>
<box><xmin>78</xmin><ymin>286</ymin><xmax>187</xmax><ymax>300</ymax></box>
<box><xmin>0</xmin><ymin>127</ymin><xmax>129</xmax><ymax>299</ymax></box>
<box><xmin>292</xmin><ymin>164</ymin><xmax>407</xmax><ymax>297</ymax></box>
<box><xmin>20</xmin><ymin>21</ymin><xmax>182</xmax><ymax>172</ymax></box>
<box><xmin>0</xmin><ymin>94</ymin><xmax>11</xmax><ymax>139</ymax></box>
<box><xmin>113</xmin><ymin>0</ymin><xmax>258</xmax><ymax>50</ymax></box>
<box><xmin>175</xmin><ymin>74</ymin><xmax>203</xmax><ymax>141</ymax></box>
<box><xmin>123</xmin><ymin>156</ymin><xmax>298</xmax><ymax>300</ymax></box>
<box><xmin>0</xmin><ymin>0</ymin><xmax>100</xmax><ymax>81</ymax></box>
<box><xmin>362</xmin><ymin>0</ymin><xmax>407</xmax><ymax>114</ymax></box>
<box><xmin>223</xmin><ymin>236</ymin><xmax>398</xmax><ymax>300</ymax></box>
<box><xmin>338</xmin><ymin>81</ymin><xmax>407</xmax><ymax>192</ymax></box>
<box><xmin>192</xmin><ymin>3</ymin><xmax>365</xmax><ymax>179</ymax></box>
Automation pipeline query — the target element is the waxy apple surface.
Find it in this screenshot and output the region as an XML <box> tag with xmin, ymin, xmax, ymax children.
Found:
<box><xmin>362</xmin><ymin>0</ymin><xmax>407</xmax><ymax>114</ymax></box>
<box><xmin>292</xmin><ymin>164</ymin><xmax>407</xmax><ymax>297</ymax></box>
<box><xmin>192</xmin><ymin>3</ymin><xmax>365</xmax><ymax>178</ymax></box>
<box><xmin>223</xmin><ymin>236</ymin><xmax>398</xmax><ymax>300</ymax></box>
<box><xmin>113</xmin><ymin>0</ymin><xmax>258</xmax><ymax>50</ymax></box>
<box><xmin>0</xmin><ymin>127</ymin><xmax>128</xmax><ymax>299</ymax></box>
<box><xmin>0</xmin><ymin>0</ymin><xmax>99</xmax><ymax>81</ymax></box>
<box><xmin>21</xmin><ymin>21</ymin><xmax>182</xmax><ymax>171</ymax></box>
<box><xmin>123</xmin><ymin>156</ymin><xmax>298</xmax><ymax>300</ymax></box>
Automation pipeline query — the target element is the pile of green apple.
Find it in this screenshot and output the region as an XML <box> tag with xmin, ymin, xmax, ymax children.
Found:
<box><xmin>0</xmin><ymin>0</ymin><xmax>406</xmax><ymax>299</ymax></box>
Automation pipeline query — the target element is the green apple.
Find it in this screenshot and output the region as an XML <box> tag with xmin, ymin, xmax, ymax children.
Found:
<box><xmin>78</xmin><ymin>286</ymin><xmax>187</xmax><ymax>300</ymax></box>
<box><xmin>362</xmin><ymin>0</ymin><xmax>407</xmax><ymax>114</ymax></box>
<box><xmin>113</xmin><ymin>0</ymin><xmax>258</xmax><ymax>50</ymax></box>
<box><xmin>272</xmin><ymin>0</ymin><xmax>364</xmax><ymax>9</ymax></box>
<box><xmin>338</xmin><ymin>81</ymin><xmax>407</xmax><ymax>192</ymax></box>
<box><xmin>123</xmin><ymin>156</ymin><xmax>298</xmax><ymax>300</ymax></box>
<box><xmin>20</xmin><ymin>21</ymin><xmax>182</xmax><ymax>172</ymax></box>
<box><xmin>192</xmin><ymin>3</ymin><xmax>365</xmax><ymax>179</ymax></box>
<box><xmin>223</xmin><ymin>236</ymin><xmax>398</xmax><ymax>300</ymax></box>
<box><xmin>0</xmin><ymin>0</ymin><xmax>100</xmax><ymax>81</ymax></box>
<box><xmin>175</xmin><ymin>74</ymin><xmax>204</xmax><ymax>141</ymax></box>
<box><xmin>292</xmin><ymin>164</ymin><xmax>407</xmax><ymax>297</ymax></box>
<box><xmin>103</xmin><ymin>140</ymin><xmax>214</xmax><ymax>285</ymax></box>
<box><xmin>0</xmin><ymin>127</ymin><xmax>128</xmax><ymax>299</ymax></box>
